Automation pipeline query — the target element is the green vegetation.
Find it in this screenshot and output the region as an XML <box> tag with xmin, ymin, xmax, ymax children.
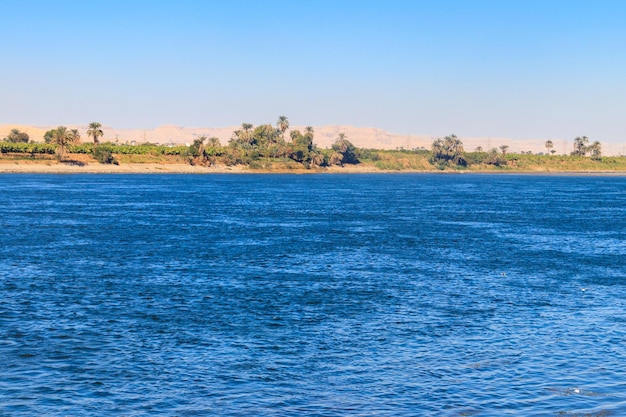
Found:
<box><xmin>0</xmin><ymin>142</ymin><xmax>56</xmax><ymax>154</ymax></box>
<box><xmin>87</xmin><ymin>122</ymin><xmax>104</xmax><ymax>146</ymax></box>
<box><xmin>3</xmin><ymin>128</ymin><xmax>30</xmax><ymax>143</ymax></box>
<box><xmin>49</xmin><ymin>126</ymin><xmax>79</xmax><ymax>160</ymax></box>
<box><xmin>1</xmin><ymin>121</ymin><xmax>625</xmax><ymax>172</ymax></box>
<box><xmin>93</xmin><ymin>146</ymin><xmax>119</xmax><ymax>164</ymax></box>
<box><xmin>571</xmin><ymin>136</ymin><xmax>602</xmax><ymax>160</ymax></box>
<box><xmin>430</xmin><ymin>134</ymin><xmax>467</xmax><ymax>169</ymax></box>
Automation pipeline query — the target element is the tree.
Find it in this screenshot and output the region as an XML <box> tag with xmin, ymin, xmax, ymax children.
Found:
<box><xmin>500</xmin><ymin>145</ymin><xmax>509</xmax><ymax>155</ymax></box>
<box><xmin>241</xmin><ymin>123</ymin><xmax>253</xmax><ymax>140</ymax></box>
<box><xmin>254</xmin><ymin>124</ymin><xmax>282</xmax><ymax>151</ymax></box>
<box><xmin>239</xmin><ymin>123</ymin><xmax>254</xmax><ymax>146</ymax></box>
<box><xmin>87</xmin><ymin>122</ymin><xmax>104</xmax><ymax>147</ymax></box>
<box><xmin>205</xmin><ymin>136</ymin><xmax>221</xmax><ymax>148</ymax></box>
<box><xmin>589</xmin><ymin>141</ymin><xmax>602</xmax><ymax>160</ymax></box>
<box><xmin>3</xmin><ymin>128</ymin><xmax>29</xmax><ymax>143</ymax></box>
<box><xmin>230</xmin><ymin>123</ymin><xmax>257</xmax><ymax>149</ymax></box>
<box><xmin>331</xmin><ymin>133</ymin><xmax>358</xmax><ymax>165</ymax></box>
<box><xmin>276</xmin><ymin>115</ymin><xmax>289</xmax><ymax>139</ymax></box>
<box><xmin>485</xmin><ymin>148</ymin><xmax>507</xmax><ymax>166</ymax></box>
<box><xmin>70</xmin><ymin>129</ymin><xmax>81</xmax><ymax>144</ymax></box>
<box><xmin>44</xmin><ymin>129</ymin><xmax>56</xmax><ymax>143</ymax></box>
<box><xmin>475</xmin><ymin>146</ymin><xmax>483</xmax><ymax>152</ymax></box>
<box><xmin>310</xmin><ymin>152</ymin><xmax>324</xmax><ymax>167</ymax></box>
<box><xmin>430</xmin><ymin>134</ymin><xmax>466</xmax><ymax>167</ymax></box>
<box><xmin>94</xmin><ymin>146</ymin><xmax>118</xmax><ymax>164</ymax></box>
<box><xmin>545</xmin><ymin>140</ymin><xmax>553</xmax><ymax>155</ymax></box>
<box><xmin>572</xmin><ymin>136</ymin><xmax>589</xmax><ymax>156</ymax></box>
<box><xmin>50</xmin><ymin>126</ymin><xmax>78</xmax><ymax>160</ymax></box>
<box><xmin>329</xmin><ymin>151</ymin><xmax>344</xmax><ymax>166</ymax></box>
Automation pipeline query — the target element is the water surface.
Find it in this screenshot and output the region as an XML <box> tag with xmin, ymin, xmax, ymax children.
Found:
<box><xmin>1</xmin><ymin>174</ymin><xmax>625</xmax><ymax>416</ymax></box>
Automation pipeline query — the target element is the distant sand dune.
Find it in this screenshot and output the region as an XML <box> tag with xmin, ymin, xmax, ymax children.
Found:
<box><xmin>1</xmin><ymin>124</ymin><xmax>624</xmax><ymax>156</ymax></box>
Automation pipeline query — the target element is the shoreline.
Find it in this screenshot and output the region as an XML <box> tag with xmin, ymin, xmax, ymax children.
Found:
<box><xmin>1</xmin><ymin>161</ymin><xmax>626</xmax><ymax>175</ymax></box>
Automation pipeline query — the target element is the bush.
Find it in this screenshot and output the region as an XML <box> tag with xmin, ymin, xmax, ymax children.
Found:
<box><xmin>0</xmin><ymin>142</ymin><xmax>56</xmax><ymax>154</ymax></box>
<box><xmin>94</xmin><ymin>147</ymin><xmax>119</xmax><ymax>164</ymax></box>
<box><xmin>3</xmin><ymin>129</ymin><xmax>29</xmax><ymax>143</ymax></box>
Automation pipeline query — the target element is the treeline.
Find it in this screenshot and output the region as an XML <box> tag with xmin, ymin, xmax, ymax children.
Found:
<box><xmin>1</xmin><ymin>116</ymin><xmax>362</xmax><ymax>168</ymax></box>
<box><xmin>429</xmin><ymin>134</ymin><xmax>604</xmax><ymax>169</ymax></box>
<box><xmin>2</xmin><ymin>121</ymin><xmax>610</xmax><ymax>169</ymax></box>
<box><xmin>188</xmin><ymin>122</ymin><xmax>359</xmax><ymax>168</ymax></box>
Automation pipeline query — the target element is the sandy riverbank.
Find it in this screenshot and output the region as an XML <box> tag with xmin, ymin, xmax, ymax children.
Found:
<box><xmin>0</xmin><ymin>161</ymin><xmax>251</xmax><ymax>174</ymax></box>
<box><xmin>1</xmin><ymin>160</ymin><xmax>626</xmax><ymax>175</ymax></box>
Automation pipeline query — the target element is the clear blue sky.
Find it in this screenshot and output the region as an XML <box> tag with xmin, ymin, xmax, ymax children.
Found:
<box><xmin>2</xmin><ymin>0</ymin><xmax>625</xmax><ymax>142</ymax></box>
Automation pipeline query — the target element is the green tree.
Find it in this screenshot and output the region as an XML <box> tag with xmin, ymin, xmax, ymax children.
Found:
<box><xmin>44</xmin><ymin>129</ymin><xmax>56</xmax><ymax>143</ymax></box>
<box><xmin>572</xmin><ymin>136</ymin><xmax>589</xmax><ymax>156</ymax></box>
<box><xmin>230</xmin><ymin>124</ymin><xmax>254</xmax><ymax>149</ymax></box>
<box><xmin>276</xmin><ymin>115</ymin><xmax>289</xmax><ymax>139</ymax></box>
<box><xmin>484</xmin><ymin>148</ymin><xmax>507</xmax><ymax>166</ymax></box>
<box><xmin>3</xmin><ymin>128</ymin><xmax>29</xmax><ymax>143</ymax></box>
<box><xmin>500</xmin><ymin>145</ymin><xmax>509</xmax><ymax>155</ymax></box>
<box><xmin>70</xmin><ymin>129</ymin><xmax>81</xmax><ymax>144</ymax></box>
<box><xmin>329</xmin><ymin>151</ymin><xmax>344</xmax><ymax>166</ymax></box>
<box><xmin>255</xmin><ymin>124</ymin><xmax>283</xmax><ymax>153</ymax></box>
<box><xmin>430</xmin><ymin>134</ymin><xmax>466</xmax><ymax>167</ymax></box>
<box><xmin>205</xmin><ymin>136</ymin><xmax>221</xmax><ymax>148</ymax></box>
<box><xmin>310</xmin><ymin>152</ymin><xmax>324</xmax><ymax>167</ymax></box>
<box><xmin>87</xmin><ymin>122</ymin><xmax>104</xmax><ymax>147</ymax></box>
<box><xmin>94</xmin><ymin>146</ymin><xmax>118</xmax><ymax>164</ymax></box>
<box><xmin>188</xmin><ymin>136</ymin><xmax>206</xmax><ymax>158</ymax></box>
<box><xmin>545</xmin><ymin>140</ymin><xmax>553</xmax><ymax>155</ymax></box>
<box><xmin>589</xmin><ymin>141</ymin><xmax>602</xmax><ymax>160</ymax></box>
<box><xmin>331</xmin><ymin>133</ymin><xmax>358</xmax><ymax>165</ymax></box>
<box><xmin>50</xmin><ymin>126</ymin><xmax>78</xmax><ymax>160</ymax></box>
<box><xmin>241</xmin><ymin>123</ymin><xmax>253</xmax><ymax>133</ymax></box>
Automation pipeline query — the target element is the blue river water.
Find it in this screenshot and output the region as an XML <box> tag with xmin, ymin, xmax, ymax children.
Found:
<box><xmin>0</xmin><ymin>173</ymin><xmax>625</xmax><ymax>416</ymax></box>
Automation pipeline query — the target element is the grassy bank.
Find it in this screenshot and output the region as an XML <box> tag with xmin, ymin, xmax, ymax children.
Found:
<box><xmin>2</xmin><ymin>148</ymin><xmax>626</xmax><ymax>173</ymax></box>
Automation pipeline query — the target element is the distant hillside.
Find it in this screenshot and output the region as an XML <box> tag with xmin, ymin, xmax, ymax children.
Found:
<box><xmin>1</xmin><ymin>124</ymin><xmax>624</xmax><ymax>156</ymax></box>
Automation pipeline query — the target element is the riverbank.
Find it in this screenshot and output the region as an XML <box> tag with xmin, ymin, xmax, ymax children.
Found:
<box><xmin>2</xmin><ymin>160</ymin><xmax>626</xmax><ymax>174</ymax></box>
<box><xmin>2</xmin><ymin>152</ymin><xmax>626</xmax><ymax>174</ymax></box>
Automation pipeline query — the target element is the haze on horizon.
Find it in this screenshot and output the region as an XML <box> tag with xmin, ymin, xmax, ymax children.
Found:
<box><xmin>2</xmin><ymin>0</ymin><xmax>625</xmax><ymax>144</ymax></box>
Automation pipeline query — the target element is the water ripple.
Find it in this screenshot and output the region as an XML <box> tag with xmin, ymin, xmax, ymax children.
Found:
<box><xmin>1</xmin><ymin>174</ymin><xmax>625</xmax><ymax>416</ymax></box>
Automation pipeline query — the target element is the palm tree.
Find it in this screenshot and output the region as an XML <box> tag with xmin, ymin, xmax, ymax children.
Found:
<box><xmin>87</xmin><ymin>122</ymin><xmax>104</xmax><ymax>147</ymax></box>
<box><xmin>206</xmin><ymin>136</ymin><xmax>221</xmax><ymax>148</ymax></box>
<box><xmin>334</xmin><ymin>133</ymin><xmax>349</xmax><ymax>153</ymax></box>
<box><xmin>70</xmin><ymin>129</ymin><xmax>81</xmax><ymax>144</ymax></box>
<box><xmin>276</xmin><ymin>116</ymin><xmax>289</xmax><ymax>139</ymax></box>
<box><xmin>241</xmin><ymin>123</ymin><xmax>253</xmax><ymax>133</ymax></box>
<box><xmin>500</xmin><ymin>145</ymin><xmax>509</xmax><ymax>155</ymax></box>
<box><xmin>51</xmin><ymin>126</ymin><xmax>77</xmax><ymax>160</ymax></box>
<box><xmin>545</xmin><ymin>140</ymin><xmax>553</xmax><ymax>155</ymax></box>
<box><xmin>304</xmin><ymin>126</ymin><xmax>314</xmax><ymax>138</ymax></box>
<box><xmin>240</xmin><ymin>123</ymin><xmax>254</xmax><ymax>145</ymax></box>
<box><xmin>329</xmin><ymin>151</ymin><xmax>344</xmax><ymax>166</ymax></box>
<box><xmin>332</xmin><ymin>133</ymin><xmax>359</xmax><ymax>165</ymax></box>
<box><xmin>431</xmin><ymin>134</ymin><xmax>466</xmax><ymax>166</ymax></box>
<box><xmin>310</xmin><ymin>152</ymin><xmax>324</xmax><ymax>167</ymax></box>
<box><xmin>573</xmin><ymin>136</ymin><xmax>589</xmax><ymax>156</ymax></box>
<box><xmin>589</xmin><ymin>141</ymin><xmax>602</xmax><ymax>160</ymax></box>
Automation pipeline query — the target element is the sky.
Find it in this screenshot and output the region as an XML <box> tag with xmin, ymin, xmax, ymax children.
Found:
<box><xmin>2</xmin><ymin>0</ymin><xmax>626</xmax><ymax>143</ymax></box>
